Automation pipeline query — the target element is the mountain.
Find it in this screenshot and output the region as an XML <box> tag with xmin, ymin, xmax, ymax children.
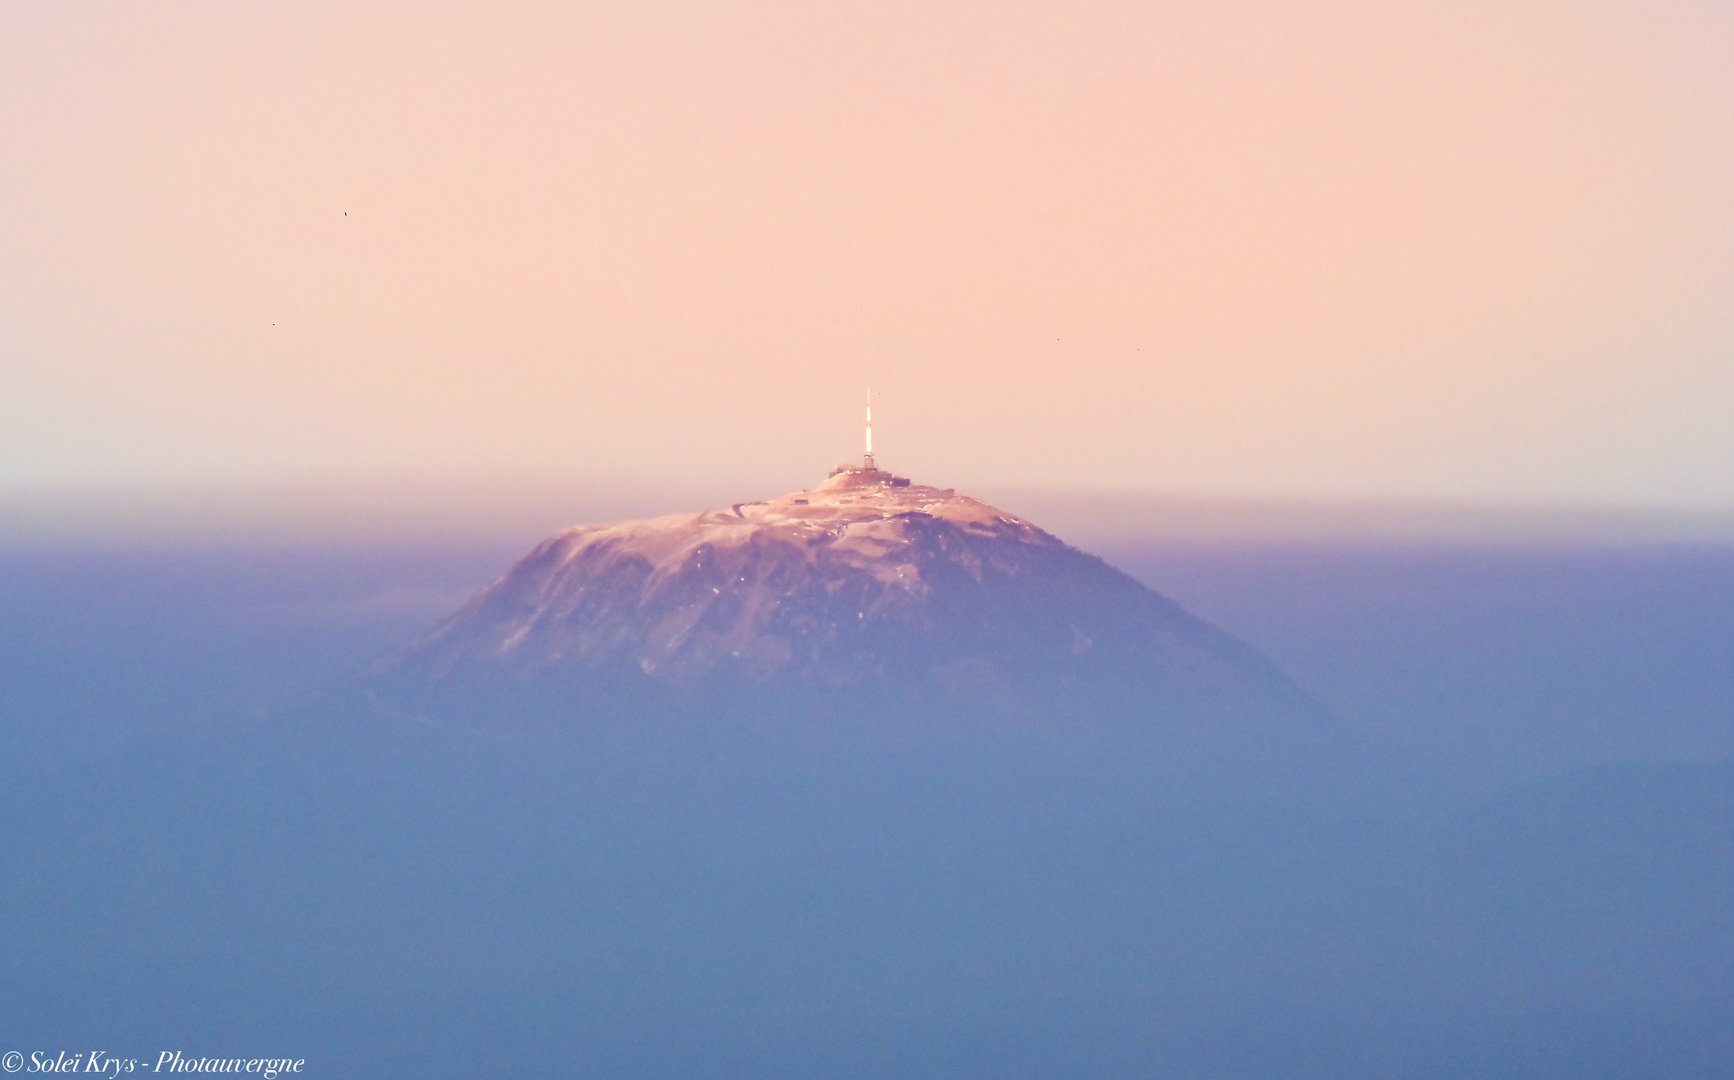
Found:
<box><xmin>369</xmin><ymin>466</ymin><xmax>1315</xmax><ymax>750</ymax></box>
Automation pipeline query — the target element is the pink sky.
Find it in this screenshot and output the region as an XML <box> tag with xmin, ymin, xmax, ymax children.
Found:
<box><xmin>4</xmin><ymin>0</ymin><xmax>1732</xmax><ymax>508</ymax></box>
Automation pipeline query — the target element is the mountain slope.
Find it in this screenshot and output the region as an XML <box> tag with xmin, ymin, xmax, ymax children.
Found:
<box><xmin>374</xmin><ymin>468</ymin><xmax>1294</xmax><ymax>722</ymax></box>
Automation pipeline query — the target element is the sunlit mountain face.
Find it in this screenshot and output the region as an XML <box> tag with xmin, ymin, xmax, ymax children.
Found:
<box><xmin>380</xmin><ymin>469</ymin><xmax>1284</xmax><ymax>700</ymax></box>
<box><xmin>363</xmin><ymin>467</ymin><xmax>1335</xmax><ymax>803</ymax></box>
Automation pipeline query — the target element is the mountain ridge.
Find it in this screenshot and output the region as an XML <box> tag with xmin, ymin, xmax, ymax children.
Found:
<box><xmin>384</xmin><ymin>468</ymin><xmax>1275</xmax><ymax>684</ymax></box>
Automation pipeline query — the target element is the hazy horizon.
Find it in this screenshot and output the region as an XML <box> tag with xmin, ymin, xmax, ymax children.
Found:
<box><xmin>8</xmin><ymin>471</ymin><xmax>1734</xmax><ymax>550</ymax></box>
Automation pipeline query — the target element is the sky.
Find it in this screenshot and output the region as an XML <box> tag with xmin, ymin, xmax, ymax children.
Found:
<box><xmin>3</xmin><ymin>0</ymin><xmax>1733</xmax><ymax>510</ymax></box>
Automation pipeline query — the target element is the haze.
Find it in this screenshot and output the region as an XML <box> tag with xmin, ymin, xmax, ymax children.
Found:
<box><xmin>4</xmin><ymin>0</ymin><xmax>1733</xmax><ymax>509</ymax></box>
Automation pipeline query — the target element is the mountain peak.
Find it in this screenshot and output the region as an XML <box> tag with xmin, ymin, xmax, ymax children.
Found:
<box><xmin>707</xmin><ymin>467</ymin><xmax>1045</xmax><ymax>546</ymax></box>
<box><xmin>375</xmin><ymin>471</ymin><xmax>1293</xmax><ymax>725</ymax></box>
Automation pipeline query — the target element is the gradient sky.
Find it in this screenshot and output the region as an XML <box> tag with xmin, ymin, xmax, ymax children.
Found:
<box><xmin>4</xmin><ymin>0</ymin><xmax>1732</xmax><ymax>507</ymax></box>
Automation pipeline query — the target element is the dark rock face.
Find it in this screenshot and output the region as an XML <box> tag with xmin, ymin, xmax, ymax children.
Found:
<box><xmin>374</xmin><ymin>470</ymin><xmax>1295</xmax><ymax>728</ymax></box>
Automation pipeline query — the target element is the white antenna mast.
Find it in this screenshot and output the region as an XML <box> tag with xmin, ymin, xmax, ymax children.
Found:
<box><xmin>863</xmin><ymin>389</ymin><xmax>875</xmax><ymax>470</ymax></box>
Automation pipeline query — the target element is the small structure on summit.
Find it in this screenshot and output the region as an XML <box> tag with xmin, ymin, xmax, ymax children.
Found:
<box><xmin>831</xmin><ymin>388</ymin><xmax>910</xmax><ymax>487</ymax></box>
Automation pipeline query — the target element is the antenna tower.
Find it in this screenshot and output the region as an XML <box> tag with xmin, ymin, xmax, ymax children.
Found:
<box><xmin>863</xmin><ymin>389</ymin><xmax>875</xmax><ymax>470</ymax></box>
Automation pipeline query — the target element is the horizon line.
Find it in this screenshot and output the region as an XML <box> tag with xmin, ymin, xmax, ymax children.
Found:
<box><xmin>5</xmin><ymin>474</ymin><xmax>1734</xmax><ymax>550</ymax></box>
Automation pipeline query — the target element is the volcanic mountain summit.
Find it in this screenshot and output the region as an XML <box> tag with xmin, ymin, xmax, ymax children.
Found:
<box><xmin>375</xmin><ymin>466</ymin><xmax>1300</xmax><ymax>730</ymax></box>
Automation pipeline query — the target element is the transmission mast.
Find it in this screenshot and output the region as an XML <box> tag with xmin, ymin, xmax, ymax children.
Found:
<box><xmin>863</xmin><ymin>389</ymin><xmax>875</xmax><ymax>470</ymax></box>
